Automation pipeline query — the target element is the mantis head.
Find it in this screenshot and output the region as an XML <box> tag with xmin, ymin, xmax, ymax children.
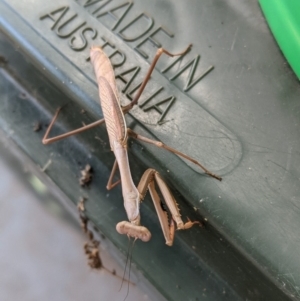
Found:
<box><xmin>116</xmin><ymin>221</ymin><xmax>151</xmax><ymax>242</ymax></box>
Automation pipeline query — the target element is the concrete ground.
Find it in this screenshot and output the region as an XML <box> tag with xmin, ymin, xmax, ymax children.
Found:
<box><xmin>0</xmin><ymin>155</ymin><xmax>154</xmax><ymax>301</ymax></box>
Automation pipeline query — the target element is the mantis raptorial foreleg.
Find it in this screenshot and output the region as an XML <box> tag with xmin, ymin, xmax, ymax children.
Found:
<box><xmin>117</xmin><ymin>168</ymin><xmax>200</xmax><ymax>246</ymax></box>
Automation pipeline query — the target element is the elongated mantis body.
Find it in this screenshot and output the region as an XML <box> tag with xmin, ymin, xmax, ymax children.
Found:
<box><xmin>43</xmin><ymin>44</ymin><xmax>221</xmax><ymax>246</ymax></box>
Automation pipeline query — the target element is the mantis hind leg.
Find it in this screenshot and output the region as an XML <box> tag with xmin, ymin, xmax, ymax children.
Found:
<box><xmin>42</xmin><ymin>107</ymin><xmax>106</xmax><ymax>145</ymax></box>
<box><xmin>122</xmin><ymin>44</ymin><xmax>192</xmax><ymax>114</ymax></box>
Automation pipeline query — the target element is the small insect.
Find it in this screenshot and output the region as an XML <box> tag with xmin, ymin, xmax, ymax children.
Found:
<box><xmin>42</xmin><ymin>44</ymin><xmax>221</xmax><ymax>247</ymax></box>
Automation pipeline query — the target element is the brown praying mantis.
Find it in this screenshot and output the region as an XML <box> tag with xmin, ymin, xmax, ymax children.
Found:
<box><xmin>42</xmin><ymin>44</ymin><xmax>222</xmax><ymax>246</ymax></box>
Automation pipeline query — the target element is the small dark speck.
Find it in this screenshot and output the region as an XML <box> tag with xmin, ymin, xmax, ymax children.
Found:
<box><xmin>33</xmin><ymin>122</ymin><xmax>42</xmax><ymax>132</ymax></box>
<box><xmin>0</xmin><ymin>56</ymin><xmax>7</xmax><ymax>66</ymax></box>
<box><xmin>19</xmin><ymin>92</ymin><xmax>28</xmax><ymax>99</ymax></box>
<box><xmin>79</xmin><ymin>164</ymin><xmax>93</xmax><ymax>187</ymax></box>
<box><xmin>221</xmin><ymin>21</ymin><xmax>224</xmax><ymax>25</ymax></box>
